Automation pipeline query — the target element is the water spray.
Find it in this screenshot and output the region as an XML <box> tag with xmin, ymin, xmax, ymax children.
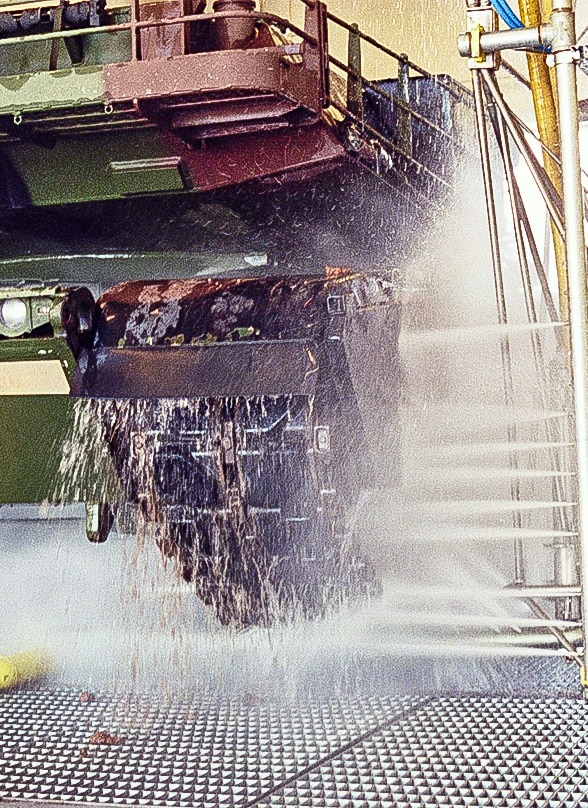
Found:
<box><xmin>459</xmin><ymin>0</ymin><xmax>588</xmax><ymax>684</ymax></box>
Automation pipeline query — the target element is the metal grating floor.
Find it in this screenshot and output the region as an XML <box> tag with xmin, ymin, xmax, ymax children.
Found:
<box><xmin>2</xmin><ymin>688</ymin><xmax>588</xmax><ymax>807</ymax></box>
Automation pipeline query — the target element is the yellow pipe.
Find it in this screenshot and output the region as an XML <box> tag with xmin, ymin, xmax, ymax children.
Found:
<box><xmin>518</xmin><ymin>0</ymin><xmax>567</xmax><ymax>322</ymax></box>
<box><xmin>0</xmin><ymin>650</ymin><xmax>53</xmax><ymax>689</ymax></box>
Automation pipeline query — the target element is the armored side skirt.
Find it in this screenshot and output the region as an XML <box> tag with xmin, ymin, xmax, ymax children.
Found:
<box><xmin>70</xmin><ymin>340</ymin><xmax>318</xmax><ymax>399</ymax></box>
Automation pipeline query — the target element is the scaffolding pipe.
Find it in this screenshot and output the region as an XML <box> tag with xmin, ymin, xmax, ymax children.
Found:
<box><xmin>481</xmin><ymin>71</ymin><xmax>565</xmax><ymax>237</ymax></box>
<box><xmin>458</xmin><ymin>22</ymin><xmax>550</xmax><ymax>55</ymax></box>
<box><xmin>525</xmin><ymin>598</ymin><xmax>582</xmax><ymax>661</ymax></box>
<box><xmin>516</xmin><ymin>185</ymin><xmax>560</xmax><ymax>324</ymax></box>
<box><xmin>492</xmin><ymin>109</ymin><xmax>575</xmax><ymax>548</ymax></box>
<box><xmin>492</xmin><ymin>92</ymin><xmax>574</xmax><ymax>588</ymax></box>
<box><xmin>549</xmin><ymin>0</ymin><xmax>588</xmax><ymax>683</ymax></box>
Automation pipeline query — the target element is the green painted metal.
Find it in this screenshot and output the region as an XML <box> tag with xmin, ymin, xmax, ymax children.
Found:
<box><xmin>0</xmin><ymin>394</ymin><xmax>72</xmax><ymax>503</ymax></box>
<box><xmin>0</xmin><ymin>66</ymin><xmax>105</xmax><ymax>115</ymax></box>
<box><xmin>0</xmin><ymin>284</ymin><xmax>60</xmax><ymax>338</ymax></box>
<box><xmin>0</xmin><ymin>336</ymin><xmax>75</xmax><ymax>377</ymax></box>
<box><xmin>3</xmin><ymin>129</ymin><xmax>179</xmax><ymax>205</ymax></box>
<box><xmin>0</xmin><ymin>338</ymin><xmax>75</xmax><ymax>504</ymax></box>
<box><xmin>0</xmin><ymin>22</ymin><xmax>131</xmax><ymax>78</ymax></box>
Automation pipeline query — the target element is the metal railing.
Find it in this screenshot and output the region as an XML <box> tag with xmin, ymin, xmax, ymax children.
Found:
<box><xmin>0</xmin><ymin>7</ymin><xmax>316</xmax><ymax>50</ymax></box>
<box><xmin>318</xmin><ymin>3</ymin><xmax>472</xmax><ymax>188</ymax></box>
<box><xmin>0</xmin><ymin>0</ymin><xmax>477</xmax><ymax>200</ymax></box>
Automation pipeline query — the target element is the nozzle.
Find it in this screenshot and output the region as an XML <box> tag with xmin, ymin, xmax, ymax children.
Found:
<box><xmin>0</xmin><ymin>650</ymin><xmax>53</xmax><ymax>690</ymax></box>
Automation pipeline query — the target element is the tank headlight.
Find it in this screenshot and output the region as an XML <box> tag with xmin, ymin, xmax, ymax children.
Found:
<box><xmin>0</xmin><ymin>298</ymin><xmax>28</xmax><ymax>331</ymax></box>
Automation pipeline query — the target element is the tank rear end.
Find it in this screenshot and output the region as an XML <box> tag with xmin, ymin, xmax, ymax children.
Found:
<box><xmin>65</xmin><ymin>270</ymin><xmax>400</xmax><ymax>626</ymax></box>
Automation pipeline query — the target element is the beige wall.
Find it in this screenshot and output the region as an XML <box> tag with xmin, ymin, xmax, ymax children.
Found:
<box><xmin>260</xmin><ymin>0</ymin><xmax>473</xmax><ymax>83</ymax></box>
<box><xmin>260</xmin><ymin>0</ymin><xmax>588</xmax><ymax>98</ymax></box>
<box><xmin>323</xmin><ymin>0</ymin><xmax>469</xmax><ymax>80</ymax></box>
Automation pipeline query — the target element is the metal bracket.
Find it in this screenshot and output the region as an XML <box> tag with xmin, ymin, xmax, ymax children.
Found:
<box><xmin>221</xmin><ymin>422</ymin><xmax>236</xmax><ymax>465</ymax></box>
<box><xmin>314</xmin><ymin>425</ymin><xmax>330</xmax><ymax>454</ymax></box>
<box><xmin>464</xmin><ymin>5</ymin><xmax>500</xmax><ymax>69</ymax></box>
<box><xmin>326</xmin><ymin>294</ymin><xmax>345</xmax><ymax>315</ymax></box>
<box><xmin>546</xmin><ymin>48</ymin><xmax>578</xmax><ymax>67</ymax></box>
<box><xmin>85</xmin><ymin>502</ymin><xmax>115</xmax><ymax>543</ymax></box>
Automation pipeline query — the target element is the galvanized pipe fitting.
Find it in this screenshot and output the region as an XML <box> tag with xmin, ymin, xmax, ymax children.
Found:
<box><xmin>457</xmin><ymin>23</ymin><xmax>552</xmax><ymax>57</ymax></box>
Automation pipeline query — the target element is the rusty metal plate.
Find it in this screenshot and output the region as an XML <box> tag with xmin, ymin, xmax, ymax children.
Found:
<box><xmin>104</xmin><ymin>49</ymin><xmax>292</xmax><ymax>104</ymax></box>
<box><xmin>158</xmin><ymin>122</ymin><xmax>346</xmax><ymax>192</ymax></box>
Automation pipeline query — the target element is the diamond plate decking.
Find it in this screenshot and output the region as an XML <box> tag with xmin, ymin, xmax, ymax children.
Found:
<box><xmin>1</xmin><ymin>683</ymin><xmax>588</xmax><ymax>807</ymax></box>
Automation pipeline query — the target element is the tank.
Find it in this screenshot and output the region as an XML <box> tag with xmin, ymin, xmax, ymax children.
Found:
<box><xmin>0</xmin><ymin>0</ymin><xmax>469</xmax><ymax>625</ymax></box>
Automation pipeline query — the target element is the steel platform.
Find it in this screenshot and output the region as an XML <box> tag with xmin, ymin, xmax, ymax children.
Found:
<box><xmin>2</xmin><ymin>683</ymin><xmax>588</xmax><ymax>808</ymax></box>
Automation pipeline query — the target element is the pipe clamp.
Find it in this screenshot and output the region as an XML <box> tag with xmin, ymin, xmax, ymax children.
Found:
<box><xmin>548</xmin><ymin>49</ymin><xmax>576</xmax><ymax>66</ymax></box>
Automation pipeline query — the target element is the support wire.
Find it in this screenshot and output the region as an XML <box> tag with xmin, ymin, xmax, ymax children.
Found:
<box><xmin>472</xmin><ymin>70</ymin><xmax>525</xmax><ymax>585</ymax></box>
<box><xmin>481</xmin><ymin>70</ymin><xmax>565</xmax><ymax>238</ymax></box>
<box><xmin>490</xmin><ymin>90</ymin><xmax>578</xmax><ymax>635</ymax></box>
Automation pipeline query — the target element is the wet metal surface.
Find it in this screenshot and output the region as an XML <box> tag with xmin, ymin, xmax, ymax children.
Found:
<box><xmin>2</xmin><ymin>688</ymin><xmax>588</xmax><ymax>807</ymax></box>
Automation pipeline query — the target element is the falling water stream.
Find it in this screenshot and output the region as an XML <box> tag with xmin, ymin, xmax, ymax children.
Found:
<box><xmin>0</xmin><ymin>144</ymin><xmax>581</xmax><ymax>700</ymax></box>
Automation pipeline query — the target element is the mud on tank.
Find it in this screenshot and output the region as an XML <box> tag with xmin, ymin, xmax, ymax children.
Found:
<box><xmin>0</xmin><ymin>265</ymin><xmax>402</xmax><ymax>630</ymax></box>
<box><xmin>63</xmin><ymin>269</ymin><xmax>401</xmax><ymax>628</ymax></box>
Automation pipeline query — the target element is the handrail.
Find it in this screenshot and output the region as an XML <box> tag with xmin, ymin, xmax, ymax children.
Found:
<box><xmin>329</xmin><ymin>53</ymin><xmax>454</xmax><ymax>142</ymax></box>
<box><xmin>0</xmin><ymin>8</ymin><xmax>318</xmax><ymax>50</ymax></box>
<box><xmin>320</xmin><ymin>2</ymin><xmax>470</xmax><ymax>181</ymax></box>
<box><xmin>324</xmin><ymin>8</ymin><xmax>433</xmax><ymax>81</ymax></box>
<box><xmin>329</xmin><ymin>98</ymin><xmax>451</xmax><ymax>189</ymax></box>
<box><xmin>298</xmin><ymin>0</ymin><xmax>453</xmax><ymax>85</ymax></box>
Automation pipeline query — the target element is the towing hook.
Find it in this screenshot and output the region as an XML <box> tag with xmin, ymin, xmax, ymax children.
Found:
<box><xmin>59</xmin><ymin>287</ymin><xmax>98</xmax><ymax>359</ymax></box>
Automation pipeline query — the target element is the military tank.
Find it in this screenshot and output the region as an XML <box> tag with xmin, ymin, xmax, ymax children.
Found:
<box><xmin>0</xmin><ymin>0</ymin><xmax>468</xmax><ymax>626</ymax></box>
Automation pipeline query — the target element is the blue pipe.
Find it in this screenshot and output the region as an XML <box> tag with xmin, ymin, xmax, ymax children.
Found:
<box><xmin>489</xmin><ymin>0</ymin><xmax>524</xmax><ymax>30</ymax></box>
